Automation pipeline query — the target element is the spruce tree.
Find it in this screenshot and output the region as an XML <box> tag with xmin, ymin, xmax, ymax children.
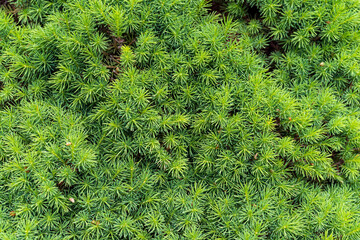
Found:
<box><xmin>0</xmin><ymin>0</ymin><xmax>360</xmax><ymax>239</ymax></box>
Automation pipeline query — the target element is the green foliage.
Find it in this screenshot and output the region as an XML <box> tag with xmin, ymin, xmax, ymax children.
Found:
<box><xmin>0</xmin><ymin>0</ymin><xmax>360</xmax><ymax>239</ymax></box>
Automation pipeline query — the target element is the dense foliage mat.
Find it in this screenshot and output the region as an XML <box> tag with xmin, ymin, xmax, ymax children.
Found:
<box><xmin>0</xmin><ymin>0</ymin><xmax>360</xmax><ymax>239</ymax></box>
